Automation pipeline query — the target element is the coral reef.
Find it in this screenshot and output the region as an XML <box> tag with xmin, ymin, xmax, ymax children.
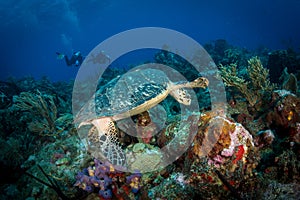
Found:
<box><xmin>0</xmin><ymin>77</ymin><xmax>79</xmax><ymax>199</ymax></box>
<box><xmin>1</xmin><ymin>41</ymin><xmax>300</xmax><ymax>199</ymax></box>
<box><xmin>19</xmin><ymin>133</ymin><xmax>87</xmax><ymax>199</ymax></box>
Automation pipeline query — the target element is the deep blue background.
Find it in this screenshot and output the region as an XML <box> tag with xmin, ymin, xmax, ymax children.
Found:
<box><xmin>1</xmin><ymin>0</ymin><xmax>299</xmax><ymax>81</ymax></box>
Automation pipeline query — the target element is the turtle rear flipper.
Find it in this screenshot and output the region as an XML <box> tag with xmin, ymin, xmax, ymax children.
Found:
<box><xmin>91</xmin><ymin>118</ymin><xmax>126</xmax><ymax>166</ymax></box>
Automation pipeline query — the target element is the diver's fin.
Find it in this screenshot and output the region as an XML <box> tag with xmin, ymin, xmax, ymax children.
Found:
<box><xmin>56</xmin><ymin>52</ymin><xmax>65</xmax><ymax>60</ymax></box>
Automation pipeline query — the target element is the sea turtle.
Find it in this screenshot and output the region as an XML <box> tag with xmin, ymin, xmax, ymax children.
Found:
<box><xmin>75</xmin><ymin>68</ymin><xmax>209</xmax><ymax>167</ymax></box>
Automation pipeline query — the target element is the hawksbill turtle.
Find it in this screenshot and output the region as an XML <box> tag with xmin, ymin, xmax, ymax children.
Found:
<box><xmin>75</xmin><ymin>68</ymin><xmax>209</xmax><ymax>167</ymax></box>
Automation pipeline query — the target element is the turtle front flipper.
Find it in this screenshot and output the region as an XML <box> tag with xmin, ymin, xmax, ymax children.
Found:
<box><xmin>169</xmin><ymin>76</ymin><xmax>208</xmax><ymax>105</ymax></box>
<box><xmin>170</xmin><ymin>88</ymin><xmax>191</xmax><ymax>105</ymax></box>
<box><xmin>90</xmin><ymin>118</ymin><xmax>126</xmax><ymax>166</ymax></box>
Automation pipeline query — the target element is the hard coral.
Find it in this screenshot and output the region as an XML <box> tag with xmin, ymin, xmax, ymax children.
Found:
<box><xmin>192</xmin><ymin>111</ymin><xmax>259</xmax><ymax>183</ymax></box>
<box><xmin>187</xmin><ymin>112</ymin><xmax>260</xmax><ymax>198</ymax></box>
<box><xmin>220</xmin><ymin>57</ymin><xmax>276</xmax><ymax>108</ymax></box>
<box><xmin>193</xmin><ymin>112</ymin><xmax>254</xmax><ymax>161</ymax></box>
<box><xmin>126</xmin><ymin>144</ymin><xmax>162</xmax><ymax>173</ymax></box>
<box><xmin>265</xmin><ymin>90</ymin><xmax>300</xmax><ymax>142</ymax></box>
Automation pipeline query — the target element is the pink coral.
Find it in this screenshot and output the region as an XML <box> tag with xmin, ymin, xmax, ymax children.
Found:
<box><xmin>205</xmin><ymin>116</ymin><xmax>254</xmax><ymax>167</ymax></box>
<box><xmin>220</xmin><ymin>119</ymin><xmax>253</xmax><ymax>158</ymax></box>
<box><xmin>232</xmin><ymin>145</ymin><xmax>245</xmax><ymax>164</ymax></box>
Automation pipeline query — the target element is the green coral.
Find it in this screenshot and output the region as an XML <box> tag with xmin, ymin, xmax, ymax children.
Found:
<box><xmin>247</xmin><ymin>57</ymin><xmax>274</xmax><ymax>93</ymax></box>
<box><xmin>220</xmin><ymin>56</ymin><xmax>276</xmax><ymax>107</ymax></box>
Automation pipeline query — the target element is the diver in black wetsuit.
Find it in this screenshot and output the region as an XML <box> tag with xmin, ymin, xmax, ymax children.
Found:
<box><xmin>56</xmin><ymin>51</ymin><xmax>83</xmax><ymax>67</ymax></box>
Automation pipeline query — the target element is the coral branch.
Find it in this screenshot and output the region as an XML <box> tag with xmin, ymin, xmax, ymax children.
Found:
<box><xmin>220</xmin><ymin>57</ymin><xmax>276</xmax><ymax>107</ymax></box>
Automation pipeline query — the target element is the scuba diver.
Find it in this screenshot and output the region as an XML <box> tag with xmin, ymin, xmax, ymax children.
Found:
<box><xmin>56</xmin><ymin>51</ymin><xmax>83</xmax><ymax>67</ymax></box>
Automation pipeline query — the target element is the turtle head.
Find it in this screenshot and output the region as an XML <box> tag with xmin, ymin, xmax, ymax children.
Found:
<box><xmin>188</xmin><ymin>77</ymin><xmax>209</xmax><ymax>88</ymax></box>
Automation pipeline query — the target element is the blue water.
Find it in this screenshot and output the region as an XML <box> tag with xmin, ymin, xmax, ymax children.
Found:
<box><xmin>1</xmin><ymin>0</ymin><xmax>300</xmax><ymax>81</ymax></box>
